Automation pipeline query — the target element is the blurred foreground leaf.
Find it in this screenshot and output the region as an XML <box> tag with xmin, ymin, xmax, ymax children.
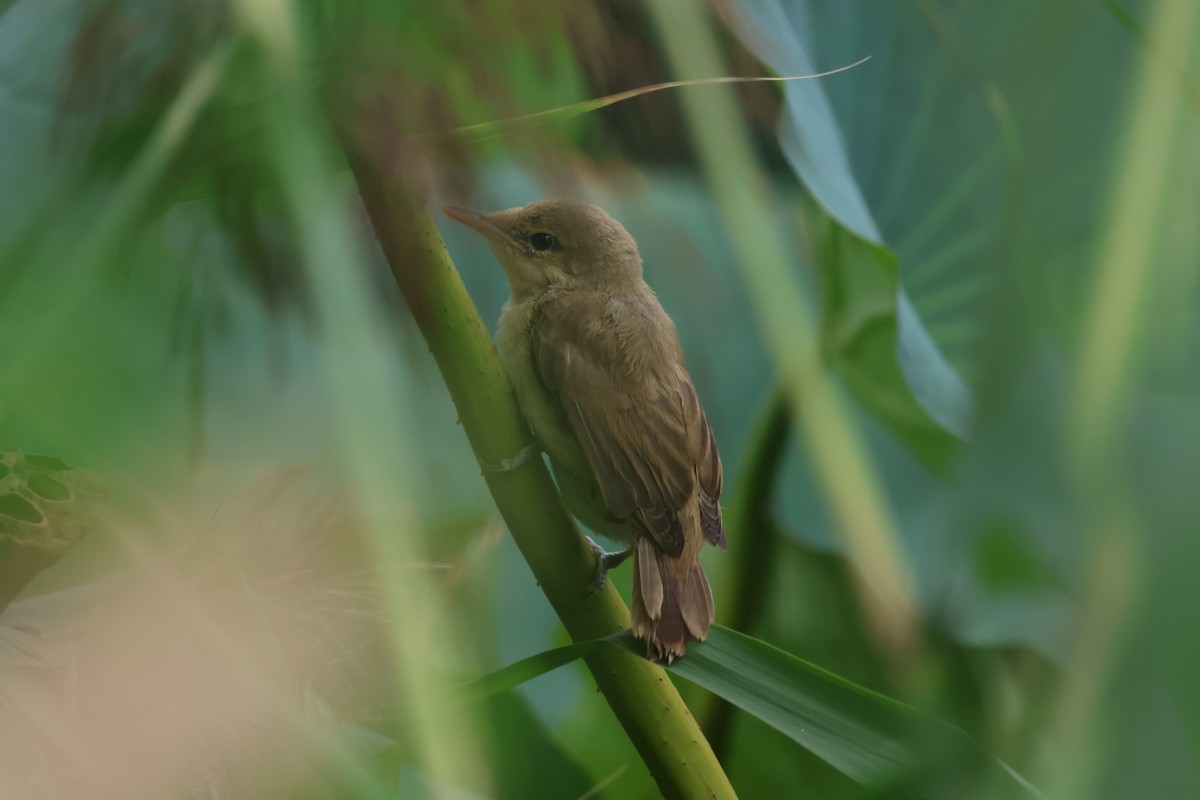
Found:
<box><xmin>0</xmin><ymin>448</ymin><xmax>103</xmax><ymax>612</ymax></box>
<box><xmin>449</xmin><ymin>626</ymin><xmax>1038</xmax><ymax>796</ymax></box>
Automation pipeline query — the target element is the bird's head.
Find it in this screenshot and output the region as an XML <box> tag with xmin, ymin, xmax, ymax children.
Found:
<box><xmin>444</xmin><ymin>199</ymin><xmax>643</xmax><ymax>299</ymax></box>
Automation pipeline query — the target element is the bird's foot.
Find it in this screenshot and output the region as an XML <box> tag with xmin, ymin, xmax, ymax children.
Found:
<box><xmin>479</xmin><ymin>439</ymin><xmax>541</xmax><ymax>473</ymax></box>
<box><xmin>584</xmin><ymin>536</ymin><xmax>633</xmax><ymax>596</ymax></box>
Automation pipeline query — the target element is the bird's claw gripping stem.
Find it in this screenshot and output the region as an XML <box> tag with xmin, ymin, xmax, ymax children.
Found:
<box><xmin>585</xmin><ymin>536</ymin><xmax>633</xmax><ymax>595</ymax></box>
<box><xmin>479</xmin><ymin>440</ymin><xmax>541</xmax><ymax>473</ymax></box>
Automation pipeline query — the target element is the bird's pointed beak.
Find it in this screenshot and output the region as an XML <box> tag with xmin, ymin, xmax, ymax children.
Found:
<box><xmin>443</xmin><ymin>205</ymin><xmax>509</xmax><ymax>245</ymax></box>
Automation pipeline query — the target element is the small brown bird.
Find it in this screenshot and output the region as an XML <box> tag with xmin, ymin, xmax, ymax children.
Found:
<box><xmin>445</xmin><ymin>199</ymin><xmax>726</xmax><ymax>661</ymax></box>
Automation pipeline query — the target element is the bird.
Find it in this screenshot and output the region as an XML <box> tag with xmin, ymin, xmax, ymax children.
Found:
<box><xmin>444</xmin><ymin>198</ymin><xmax>726</xmax><ymax>662</ymax></box>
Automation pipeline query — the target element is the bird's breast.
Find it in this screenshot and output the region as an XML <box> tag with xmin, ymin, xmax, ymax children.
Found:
<box><xmin>495</xmin><ymin>300</ymin><xmax>589</xmax><ymax>477</ymax></box>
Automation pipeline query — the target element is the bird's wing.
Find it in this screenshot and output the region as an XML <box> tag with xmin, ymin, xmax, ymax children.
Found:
<box><xmin>531</xmin><ymin>300</ymin><xmax>725</xmax><ymax>556</ymax></box>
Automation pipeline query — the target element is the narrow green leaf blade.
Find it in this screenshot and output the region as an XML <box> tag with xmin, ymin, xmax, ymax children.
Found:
<box><xmin>449</xmin><ymin>640</ymin><xmax>599</xmax><ymax>705</ymax></box>
<box><xmin>606</xmin><ymin>628</ymin><xmax>938</xmax><ymax>785</ymax></box>
<box><xmin>644</xmin><ymin>627</ymin><xmax>959</xmax><ymax>785</ymax></box>
<box><xmin>454</xmin><ymin>627</ymin><xmax>1038</xmax><ymax>796</ymax></box>
<box><xmin>441</xmin><ymin>63</ymin><xmax>869</xmax><ymax>145</ymax></box>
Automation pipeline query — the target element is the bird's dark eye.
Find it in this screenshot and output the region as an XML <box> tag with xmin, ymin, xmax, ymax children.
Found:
<box><xmin>529</xmin><ymin>232</ymin><xmax>556</xmax><ymax>252</ymax></box>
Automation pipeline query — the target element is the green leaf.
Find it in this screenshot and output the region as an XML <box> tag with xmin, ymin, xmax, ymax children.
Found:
<box><xmin>450</xmin><ymin>640</ymin><xmax>599</xmax><ymax>706</ymax></box>
<box><xmin>732</xmin><ymin>0</ymin><xmax>977</xmax><ymax>467</ymax></box>
<box><xmin>814</xmin><ymin>218</ymin><xmax>970</xmax><ymax>466</ymax></box>
<box><xmin>447</xmin><ymin>627</ymin><xmax>1038</xmax><ymax>796</ymax></box>
<box><xmin>0</xmin><ymin>447</ymin><xmax>104</xmax><ymax>613</ymax></box>
<box><xmin>446</xmin><ymin>65</ymin><xmax>867</xmax><ymax>144</ymax></box>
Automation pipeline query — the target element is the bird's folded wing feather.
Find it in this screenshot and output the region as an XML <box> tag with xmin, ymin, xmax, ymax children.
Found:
<box><xmin>531</xmin><ymin>301</ymin><xmax>725</xmax><ymax>555</ymax></box>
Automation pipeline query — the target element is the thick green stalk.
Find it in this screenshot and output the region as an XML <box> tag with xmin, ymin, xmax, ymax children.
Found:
<box><xmin>344</xmin><ymin>160</ymin><xmax>737</xmax><ymax>800</ymax></box>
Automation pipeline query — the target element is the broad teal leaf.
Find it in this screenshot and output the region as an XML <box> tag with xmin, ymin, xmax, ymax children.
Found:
<box><xmin>746</xmin><ymin>0</ymin><xmax>1143</xmax><ymax>656</ymax></box>
<box><xmin>733</xmin><ymin>0</ymin><xmax>977</xmax><ymax>466</ymax></box>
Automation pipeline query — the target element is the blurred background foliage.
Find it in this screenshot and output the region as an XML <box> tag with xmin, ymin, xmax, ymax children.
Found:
<box><xmin>1</xmin><ymin>0</ymin><xmax>1198</xmax><ymax>797</ymax></box>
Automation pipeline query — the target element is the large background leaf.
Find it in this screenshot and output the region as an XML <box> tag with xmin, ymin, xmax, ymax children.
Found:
<box><xmin>730</xmin><ymin>0</ymin><xmax>1137</xmax><ymax>655</ymax></box>
<box><xmin>732</xmin><ymin>0</ymin><xmax>977</xmax><ymax>466</ymax></box>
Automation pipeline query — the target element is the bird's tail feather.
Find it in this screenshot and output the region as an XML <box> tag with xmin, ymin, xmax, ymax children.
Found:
<box><xmin>631</xmin><ymin>537</ymin><xmax>714</xmax><ymax>663</ymax></box>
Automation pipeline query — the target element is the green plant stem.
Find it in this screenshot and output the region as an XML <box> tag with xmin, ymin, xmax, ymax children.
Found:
<box><xmin>698</xmin><ymin>388</ymin><xmax>788</xmax><ymax>756</ymax></box>
<box><xmin>1051</xmin><ymin>0</ymin><xmax>1198</xmax><ymax>795</ymax></box>
<box><xmin>343</xmin><ymin>160</ymin><xmax>737</xmax><ymax>800</ymax></box>
<box><xmin>720</xmin><ymin>389</ymin><xmax>791</xmax><ymax>641</ymax></box>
